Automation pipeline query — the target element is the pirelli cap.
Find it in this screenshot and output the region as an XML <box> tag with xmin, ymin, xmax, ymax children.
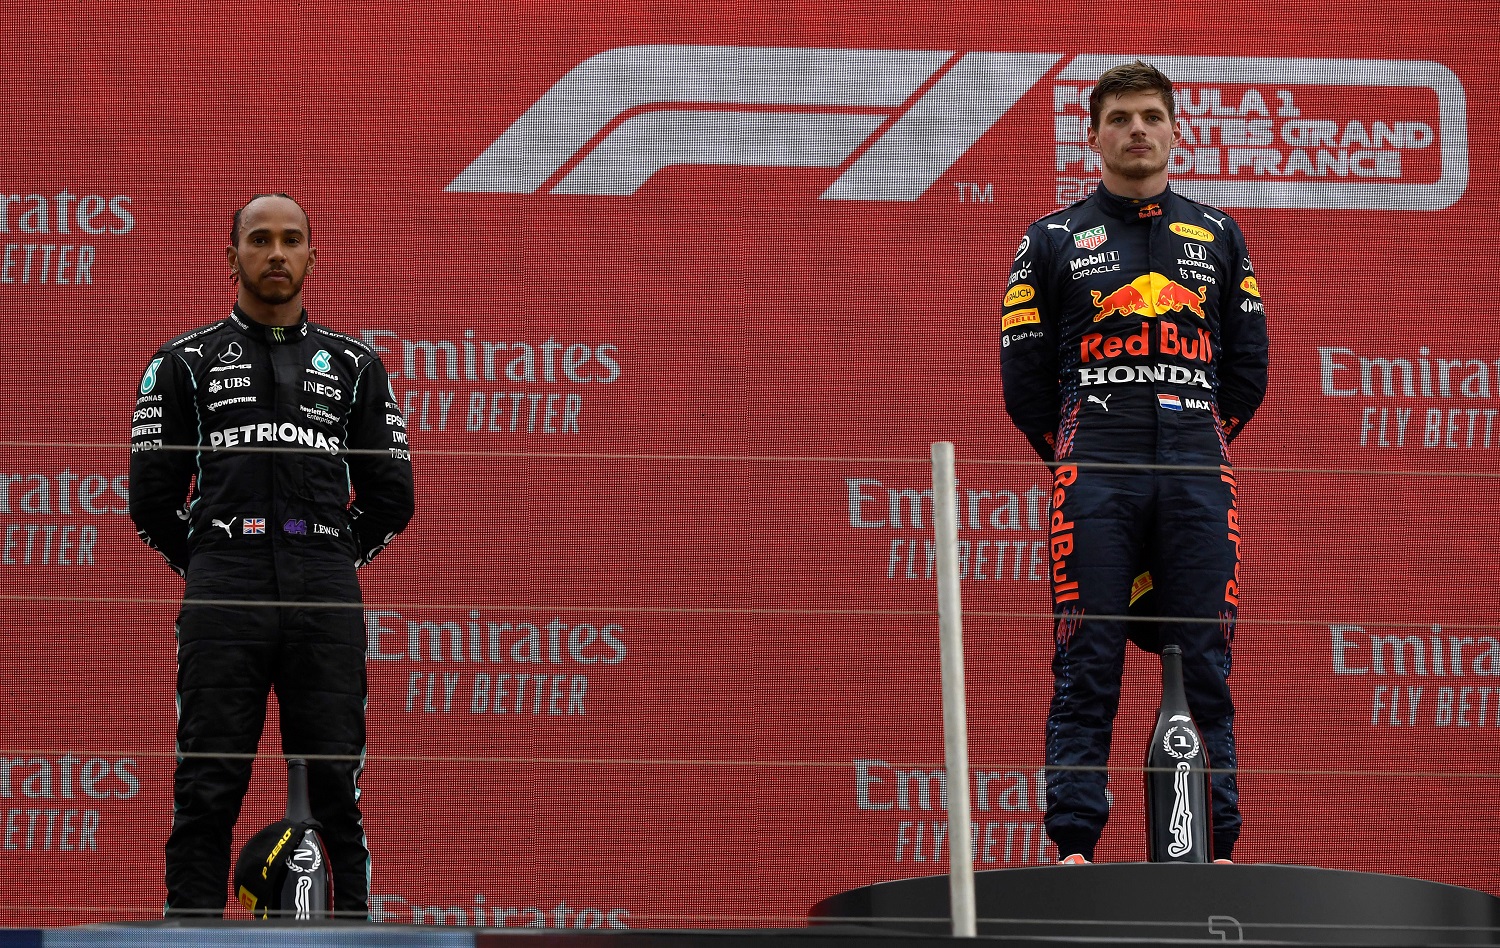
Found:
<box><xmin>233</xmin><ymin>819</ymin><xmax>309</xmax><ymax>917</ymax></box>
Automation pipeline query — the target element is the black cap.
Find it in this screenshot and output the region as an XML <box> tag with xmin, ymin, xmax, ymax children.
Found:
<box><xmin>234</xmin><ymin>819</ymin><xmax>313</xmax><ymax>917</ymax></box>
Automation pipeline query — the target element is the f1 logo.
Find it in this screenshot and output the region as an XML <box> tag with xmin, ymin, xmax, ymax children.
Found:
<box><xmin>446</xmin><ymin>45</ymin><xmax>1059</xmax><ymax>201</ymax></box>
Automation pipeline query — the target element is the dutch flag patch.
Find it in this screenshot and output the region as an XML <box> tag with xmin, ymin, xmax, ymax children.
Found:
<box><xmin>1157</xmin><ymin>394</ymin><xmax>1183</xmax><ymax>411</ymax></box>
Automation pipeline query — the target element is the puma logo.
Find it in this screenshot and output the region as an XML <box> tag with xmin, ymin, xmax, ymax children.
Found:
<box><xmin>1087</xmin><ymin>395</ymin><xmax>1111</xmax><ymax>412</ymax></box>
<box><xmin>184</xmin><ymin>345</ymin><xmax>204</xmax><ymax>357</ymax></box>
<box><xmin>1202</xmin><ymin>212</ymin><xmax>1226</xmax><ymax>230</ymax></box>
<box><xmin>211</xmin><ymin>517</ymin><xmax>237</xmax><ymax>536</ymax></box>
<box><xmin>1046</xmin><ymin>219</ymin><xmax>1072</xmax><ymax>232</ymax></box>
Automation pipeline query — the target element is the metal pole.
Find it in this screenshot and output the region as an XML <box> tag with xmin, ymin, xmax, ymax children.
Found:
<box><xmin>931</xmin><ymin>441</ymin><xmax>976</xmax><ymax>937</ymax></box>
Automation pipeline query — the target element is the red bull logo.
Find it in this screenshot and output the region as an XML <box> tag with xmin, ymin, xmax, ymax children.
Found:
<box><xmin>1091</xmin><ymin>279</ymin><xmax>1151</xmax><ymax>320</ymax></box>
<box><xmin>1156</xmin><ymin>281</ymin><xmax>1208</xmax><ymax>318</ymax></box>
<box><xmin>1092</xmin><ymin>272</ymin><xmax>1211</xmax><ymax>321</ymax></box>
<box><xmin>1081</xmin><ymin>323</ymin><xmax>1213</xmax><ymax>363</ymax></box>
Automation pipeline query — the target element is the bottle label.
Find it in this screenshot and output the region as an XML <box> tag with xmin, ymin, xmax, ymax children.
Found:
<box><xmin>1162</xmin><ymin>718</ymin><xmax>1201</xmax><ymax>760</ymax></box>
<box><xmin>1168</xmin><ymin>762</ymin><xmax>1196</xmax><ymax>858</ymax></box>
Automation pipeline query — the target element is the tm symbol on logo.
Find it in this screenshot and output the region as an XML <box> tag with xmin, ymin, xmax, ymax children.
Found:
<box><xmin>954</xmin><ymin>182</ymin><xmax>994</xmax><ymax>203</ymax></box>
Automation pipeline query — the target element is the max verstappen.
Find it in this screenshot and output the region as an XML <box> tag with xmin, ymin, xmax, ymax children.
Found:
<box><xmin>999</xmin><ymin>62</ymin><xmax>1268</xmax><ymax>864</ymax></box>
<box><xmin>129</xmin><ymin>194</ymin><xmax>413</xmax><ymax>917</ymax></box>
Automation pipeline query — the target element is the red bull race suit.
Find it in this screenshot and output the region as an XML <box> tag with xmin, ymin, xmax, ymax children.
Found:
<box><xmin>999</xmin><ymin>184</ymin><xmax>1268</xmax><ymax>861</ymax></box>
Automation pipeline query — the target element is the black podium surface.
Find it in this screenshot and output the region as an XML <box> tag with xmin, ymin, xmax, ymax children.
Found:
<box><xmin>810</xmin><ymin>863</ymin><xmax>1500</xmax><ymax>945</ymax></box>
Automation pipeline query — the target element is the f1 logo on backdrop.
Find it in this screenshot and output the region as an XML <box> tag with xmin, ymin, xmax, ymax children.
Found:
<box><xmin>447</xmin><ymin>45</ymin><xmax>1468</xmax><ymax>209</ymax></box>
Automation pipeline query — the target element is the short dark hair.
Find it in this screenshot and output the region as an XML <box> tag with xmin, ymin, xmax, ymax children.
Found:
<box><xmin>230</xmin><ymin>193</ymin><xmax>310</xmax><ymax>246</ymax></box>
<box><xmin>1089</xmin><ymin>61</ymin><xmax>1175</xmax><ymax>129</ymax></box>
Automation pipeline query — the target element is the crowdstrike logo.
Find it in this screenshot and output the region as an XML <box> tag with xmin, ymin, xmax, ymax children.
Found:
<box><xmin>446</xmin><ymin>45</ymin><xmax>1059</xmax><ymax>201</ymax></box>
<box><xmin>448</xmin><ymin>46</ymin><xmax>1467</xmax><ymax>208</ymax></box>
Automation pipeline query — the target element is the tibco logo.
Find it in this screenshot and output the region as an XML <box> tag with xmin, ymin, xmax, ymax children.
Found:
<box><xmin>446</xmin><ymin>45</ymin><xmax>1058</xmax><ymax>201</ymax></box>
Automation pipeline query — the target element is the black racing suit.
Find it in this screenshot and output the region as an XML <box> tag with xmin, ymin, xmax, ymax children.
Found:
<box><xmin>130</xmin><ymin>305</ymin><xmax>413</xmax><ymax>917</ymax></box>
<box><xmin>999</xmin><ymin>184</ymin><xmax>1268</xmax><ymax>861</ymax></box>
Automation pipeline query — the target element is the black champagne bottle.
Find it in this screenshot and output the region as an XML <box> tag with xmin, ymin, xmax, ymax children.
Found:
<box><xmin>1144</xmin><ymin>645</ymin><xmax>1212</xmax><ymax>862</ymax></box>
<box><xmin>279</xmin><ymin>758</ymin><xmax>333</xmax><ymax>918</ymax></box>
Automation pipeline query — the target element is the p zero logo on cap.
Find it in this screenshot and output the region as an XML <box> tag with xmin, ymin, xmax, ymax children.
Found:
<box><xmin>1170</xmin><ymin>222</ymin><xmax>1215</xmax><ymax>242</ymax></box>
<box><xmin>1002</xmin><ymin>308</ymin><xmax>1041</xmax><ymax>330</ymax></box>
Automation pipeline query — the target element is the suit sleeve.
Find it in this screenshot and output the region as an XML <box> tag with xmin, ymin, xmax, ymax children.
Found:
<box><xmin>128</xmin><ymin>350</ymin><xmax>197</xmax><ymax>575</ymax></box>
<box><xmin>1216</xmin><ymin>223</ymin><xmax>1269</xmax><ymax>442</ymax></box>
<box><xmin>999</xmin><ymin>224</ymin><xmax>1060</xmax><ymax>461</ymax></box>
<box><xmin>346</xmin><ymin>356</ymin><xmax>414</xmax><ymax>567</ymax></box>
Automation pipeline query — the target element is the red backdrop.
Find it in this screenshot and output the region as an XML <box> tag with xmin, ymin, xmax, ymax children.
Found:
<box><xmin>2</xmin><ymin>0</ymin><xmax>1498</xmax><ymax>927</ymax></box>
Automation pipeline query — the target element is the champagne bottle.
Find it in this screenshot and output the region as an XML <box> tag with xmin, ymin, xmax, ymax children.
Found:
<box><xmin>1144</xmin><ymin>645</ymin><xmax>1212</xmax><ymax>862</ymax></box>
<box><xmin>278</xmin><ymin>758</ymin><xmax>333</xmax><ymax>918</ymax></box>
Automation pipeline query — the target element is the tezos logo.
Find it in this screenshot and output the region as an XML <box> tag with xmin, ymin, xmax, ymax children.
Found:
<box><xmin>312</xmin><ymin>350</ymin><xmax>332</xmax><ymax>372</ymax></box>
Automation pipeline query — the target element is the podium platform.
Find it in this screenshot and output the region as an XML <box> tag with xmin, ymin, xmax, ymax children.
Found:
<box><xmin>809</xmin><ymin>863</ymin><xmax>1500</xmax><ymax>945</ymax></box>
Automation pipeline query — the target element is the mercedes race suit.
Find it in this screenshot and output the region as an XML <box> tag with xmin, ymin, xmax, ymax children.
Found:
<box><xmin>999</xmin><ymin>184</ymin><xmax>1268</xmax><ymax>861</ymax></box>
<box><xmin>129</xmin><ymin>306</ymin><xmax>414</xmax><ymax>916</ymax></box>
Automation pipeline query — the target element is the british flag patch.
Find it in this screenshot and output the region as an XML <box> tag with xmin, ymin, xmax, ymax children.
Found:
<box><xmin>243</xmin><ymin>518</ymin><xmax>266</xmax><ymax>534</ymax></box>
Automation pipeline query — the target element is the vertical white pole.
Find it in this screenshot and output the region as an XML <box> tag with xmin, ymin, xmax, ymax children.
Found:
<box><xmin>931</xmin><ymin>441</ymin><xmax>976</xmax><ymax>937</ymax></box>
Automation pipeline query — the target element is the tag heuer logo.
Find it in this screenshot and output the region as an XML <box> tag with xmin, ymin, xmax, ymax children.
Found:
<box><xmin>1073</xmin><ymin>225</ymin><xmax>1108</xmax><ymax>251</ymax></box>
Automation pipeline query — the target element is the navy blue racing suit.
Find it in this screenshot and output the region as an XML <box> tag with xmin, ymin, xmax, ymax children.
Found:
<box><xmin>130</xmin><ymin>306</ymin><xmax>413</xmax><ymax>916</ymax></box>
<box><xmin>999</xmin><ymin>184</ymin><xmax>1268</xmax><ymax>861</ymax></box>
